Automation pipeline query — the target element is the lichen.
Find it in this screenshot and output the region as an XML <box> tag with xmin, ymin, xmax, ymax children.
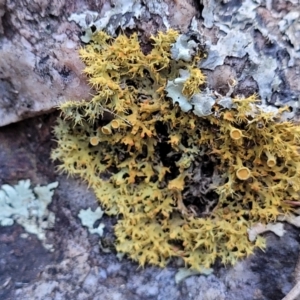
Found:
<box><xmin>78</xmin><ymin>207</ymin><xmax>105</xmax><ymax>236</ymax></box>
<box><xmin>0</xmin><ymin>180</ymin><xmax>58</xmax><ymax>251</ymax></box>
<box><xmin>51</xmin><ymin>30</ymin><xmax>300</xmax><ymax>270</ymax></box>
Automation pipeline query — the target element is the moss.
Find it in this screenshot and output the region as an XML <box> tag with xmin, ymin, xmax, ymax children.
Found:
<box><xmin>51</xmin><ymin>30</ymin><xmax>300</xmax><ymax>270</ymax></box>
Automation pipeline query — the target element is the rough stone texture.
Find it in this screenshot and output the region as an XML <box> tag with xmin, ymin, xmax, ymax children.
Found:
<box><xmin>0</xmin><ymin>0</ymin><xmax>197</xmax><ymax>127</ymax></box>
<box><xmin>1</xmin><ymin>0</ymin><xmax>300</xmax><ymax>299</ymax></box>
<box><xmin>199</xmin><ymin>0</ymin><xmax>300</xmax><ymax>110</ymax></box>
<box><xmin>0</xmin><ymin>114</ymin><xmax>300</xmax><ymax>300</ymax></box>
<box><xmin>0</xmin><ymin>112</ymin><xmax>299</xmax><ymax>300</ymax></box>
<box><xmin>0</xmin><ymin>0</ymin><xmax>94</xmax><ymax>126</ymax></box>
<box><xmin>1</xmin><ymin>0</ymin><xmax>300</xmax><ymax>126</ymax></box>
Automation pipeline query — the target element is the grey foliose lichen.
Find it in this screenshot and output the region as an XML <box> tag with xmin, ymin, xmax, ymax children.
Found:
<box><xmin>0</xmin><ymin>180</ymin><xmax>58</xmax><ymax>251</ymax></box>
<box><xmin>78</xmin><ymin>207</ymin><xmax>105</xmax><ymax>236</ymax></box>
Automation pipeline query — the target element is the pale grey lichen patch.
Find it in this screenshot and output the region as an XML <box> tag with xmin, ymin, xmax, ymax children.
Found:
<box><xmin>68</xmin><ymin>10</ymin><xmax>99</xmax><ymax>43</ymax></box>
<box><xmin>99</xmin><ymin>0</ymin><xmax>142</xmax><ymax>31</ymax></box>
<box><xmin>171</xmin><ymin>34</ymin><xmax>198</xmax><ymax>62</ymax></box>
<box><xmin>234</xmin><ymin>0</ymin><xmax>259</xmax><ymax>27</ymax></box>
<box><xmin>165</xmin><ymin>69</ymin><xmax>192</xmax><ymax>112</ymax></box>
<box><xmin>0</xmin><ymin>180</ymin><xmax>58</xmax><ymax>251</ymax></box>
<box><xmin>200</xmin><ymin>0</ymin><xmax>300</xmax><ymax>105</ymax></box>
<box><xmin>202</xmin><ymin>0</ymin><xmax>258</xmax><ymax>34</ymax></box>
<box><xmin>200</xmin><ymin>30</ymin><xmax>259</xmax><ymax>70</ymax></box>
<box><xmin>145</xmin><ymin>0</ymin><xmax>170</xmax><ymax>29</ymax></box>
<box><xmin>247</xmin><ymin>223</ymin><xmax>286</xmax><ymax>242</ymax></box>
<box><xmin>68</xmin><ymin>10</ymin><xmax>99</xmax><ymax>30</ymax></box>
<box><xmin>78</xmin><ymin>207</ymin><xmax>105</xmax><ymax>236</ymax></box>
<box><xmin>201</xmin><ymin>0</ymin><xmax>216</xmax><ymax>29</ymax></box>
<box><xmin>165</xmin><ymin>70</ymin><xmax>217</xmax><ymax>117</ymax></box>
<box><xmin>275</xmin><ymin>96</ymin><xmax>300</xmax><ymax>120</ymax></box>
<box><xmin>246</xmin><ymin>56</ymin><xmax>278</xmax><ymax>102</ymax></box>
<box><xmin>68</xmin><ymin>1</ymin><xmax>143</xmax><ymax>39</ymax></box>
<box><xmin>245</xmin><ymin>102</ymin><xmax>295</xmax><ymax>121</ymax></box>
<box><xmin>175</xmin><ymin>267</ymin><xmax>213</xmax><ymax>284</ymax></box>
<box><xmin>278</xmin><ymin>210</ymin><xmax>300</xmax><ymax>228</ymax></box>
<box><xmin>191</xmin><ymin>90</ymin><xmax>216</xmax><ymax>117</ymax></box>
<box><xmin>278</xmin><ymin>10</ymin><xmax>300</xmax><ymax>52</ymax></box>
<box><xmin>68</xmin><ymin>0</ymin><xmax>171</xmax><ymax>40</ymax></box>
<box><xmin>218</xmin><ymin>96</ymin><xmax>234</xmax><ymax>109</ymax></box>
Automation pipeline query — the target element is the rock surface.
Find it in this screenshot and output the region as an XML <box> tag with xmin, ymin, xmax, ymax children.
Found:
<box><xmin>0</xmin><ymin>114</ymin><xmax>299</xmax><ymax>299</ymax></box>
<box><xmin>0</xmin><ymin>0</ymin><xmax>196</xmax><ymax>127</ymax></box>
<box><xmin>1</xmin><ymin>1</ymin><xmax>300</xmax><ymax>299</ymax></box>
<box><xmin>1</xmin><ymin>0</ymin><xmax>300</xmax><ymax>126</ymax></box>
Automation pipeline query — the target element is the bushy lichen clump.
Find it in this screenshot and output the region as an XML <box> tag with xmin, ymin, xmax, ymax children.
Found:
<box><xmin>51</xmin><ymin>30</ymin><xmax>300</xmax><ymax>270</ymax></box>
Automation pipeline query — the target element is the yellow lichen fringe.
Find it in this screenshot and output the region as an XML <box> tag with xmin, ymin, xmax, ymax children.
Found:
<box><xmin>51</xmin><ymin>30</ymin><xmax>300</xmax><ymax>271</ymax></box>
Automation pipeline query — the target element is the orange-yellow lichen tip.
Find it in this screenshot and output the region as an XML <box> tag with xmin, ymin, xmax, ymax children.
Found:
<box><xmin>101</xmin><ymin>125</ymin><xmax>112</xmax><ymax>135</ymax></box>
<box><xmin>230</xmin><ymin>128</ymin><xmax>243</xmax><ymax>140</ymax></box>
<box><xmin>236</xmin><ymin>167</ymin><xmax>251</xmax><ymax>180</ymax></box>
<box><xmin>265</xmin><ymin>151</ymin><xmax>276</xmax><ymax>168</ymax></box>
<box><xmin>90</xmin><ymin>136</ymin><xmax>99</xmax><ymax>146</ymax></box>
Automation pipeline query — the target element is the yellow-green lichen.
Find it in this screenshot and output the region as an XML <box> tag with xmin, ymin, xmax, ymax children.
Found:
<box><xmin>51</xmin><ymin>30</ymin><xmax>300</xmax><ymax>270</ymax></box>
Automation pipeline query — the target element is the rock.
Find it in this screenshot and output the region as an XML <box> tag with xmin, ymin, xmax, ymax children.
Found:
<box><xmin>0</xmin><ymin>0</ymin><xmax>197</xmax><ymax>127</ymax></box>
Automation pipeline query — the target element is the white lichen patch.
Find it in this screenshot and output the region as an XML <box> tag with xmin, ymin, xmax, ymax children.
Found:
<box><xmin>191</xmin><ymin>90</ymin><xmax>216</xmax><ymax>117</ymax></box>
<box><xmin>0</xmin><ymin>180</ymin><xmax>58</xmax><ymax>251</ymax></box>
<box><xmin>68</xmin><ymin>0</ymin><xmax>171</xmax><ymax>41</ymax></box>
<box><xmin>200</xmin><ymin>30</ymin><xmax>259</xmax><ymax>69</ymax></box>
<box><xmin>175</xmin><ymin>267</ymin><xmax>213</xmax><ymax>284</ymax></box>
<box><xmin>279</xmin><ymin>10</ymin><xmax>300</xmax><ymax>52</ymax></box>
<box><xmin>68</xmin><ymin>0</ymin><xmax>143</xmax><ymax>41</ymax></box>
<box><xmin>200</xmin><ymin>0</ymin><xmax>284</xmax><ymax>103</ymax></box>
<box><xmin>165</xmin><ymin>68</ymin><xmax>217</xmax><ymax>117</ymax></box>
<box><xmin>78</xmin><ymin>207</ymin><xmax>105</xmax><ymax>236</ymax></box>
<box><xmin>278</xmin><ymin>213</ymin><xmax>300</xmax><ymax>228</ymax></box>
<box><xmin>171</xmin><ymin>34</ymin><xmax>198</xmax><ymax>62</ymax></box>
<box><xmin>165</xmin><ymin>69</ymin><xmax>193</xmax><ymax>112</ymax></box>
<box><xmin>247</xmin><ymin>222</ymin><xmax>286</xmax><ymax>242</ymax></box>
